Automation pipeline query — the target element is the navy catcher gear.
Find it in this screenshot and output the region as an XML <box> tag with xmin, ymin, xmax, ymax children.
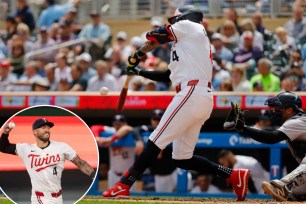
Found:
<box><xmin>265</xmin><ymin>91</ymin><xmax>304</xmax><ymax>113</ymax></box>
<box><xmin>168</xmin><ymin>5</ymin><xmax>203</xmax><ymax>25</ymax></box>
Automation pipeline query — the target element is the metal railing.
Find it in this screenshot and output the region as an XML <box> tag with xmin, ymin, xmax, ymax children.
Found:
<box><xmin>24</xmin><ymin>38</ymin><xmax>89</xmax><ymax>62</ymax></box>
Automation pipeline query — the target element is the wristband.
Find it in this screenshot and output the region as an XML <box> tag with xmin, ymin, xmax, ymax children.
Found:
<box><xmin>111</xmin><ymin>134</ymin><xmax>119</xmax><ymax>142</ymax></box>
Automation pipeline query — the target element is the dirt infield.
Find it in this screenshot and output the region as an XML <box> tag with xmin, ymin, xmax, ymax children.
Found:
<box><xmin>81</xmin><ymin>196</ymin><xmax>305</xmax><ymax>204</ymax></box>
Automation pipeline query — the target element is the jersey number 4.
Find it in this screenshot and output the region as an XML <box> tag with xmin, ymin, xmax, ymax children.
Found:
<box><xmin>172</xmin><ymin>50</ymin><xmax>179</xmax><ymax>62</ymax></box>
<box><xmin>53</xmin><ymin>167</ymin><xmax>58</xmax><ymax>175</ymax></box>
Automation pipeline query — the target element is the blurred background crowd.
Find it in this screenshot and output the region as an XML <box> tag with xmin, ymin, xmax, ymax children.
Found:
<box><xmin>0</xmin><ymin>0</ymin><xmax>306</xmax><ymax>93</ymax></box>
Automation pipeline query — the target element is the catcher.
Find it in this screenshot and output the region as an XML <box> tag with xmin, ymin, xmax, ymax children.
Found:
<box><xmin>224</xmin><ymin>91</ymin><xmax>306</xmax><ymax>201</ymax></box>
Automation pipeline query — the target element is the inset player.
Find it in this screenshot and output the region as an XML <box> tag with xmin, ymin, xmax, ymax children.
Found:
<box><xmin>0</xmin><ymin>118</ymin><xmax>96</xmax><ymax>204</ymax></box>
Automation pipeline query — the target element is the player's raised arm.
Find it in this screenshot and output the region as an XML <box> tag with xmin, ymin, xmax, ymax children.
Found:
<box><xmin>0</xmin><ymin>123</ymin><xmax>17</xmax><ymax>155</ymax></box>
<box><xmin>71</xmin><ymin>155</ymin><xmax>96</xmax><ymax>180</ymax></box>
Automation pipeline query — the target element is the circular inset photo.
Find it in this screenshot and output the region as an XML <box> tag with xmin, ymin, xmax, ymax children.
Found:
<box><xmin>0</xmin><ymin>105</ymin><xmax>99</xmax><ymax>204</ymax></box>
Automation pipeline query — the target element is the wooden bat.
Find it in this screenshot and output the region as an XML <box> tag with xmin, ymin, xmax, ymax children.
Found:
<box><xmin>117</xmin><ymin>75</ymin><xmax>132</xmax><ymax>112</ymax></box>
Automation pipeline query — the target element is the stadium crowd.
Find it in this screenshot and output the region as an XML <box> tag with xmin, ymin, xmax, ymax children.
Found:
<box><xmin>0</xmin><ymin>0</ymin><xmax>306</xmax><ymax>93</ymax></box>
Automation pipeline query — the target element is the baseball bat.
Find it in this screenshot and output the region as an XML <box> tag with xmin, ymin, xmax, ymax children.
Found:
<box><xmin>116</xmin><ymin>75</ymin><xmax>131</xmax><ymax>112</ymax></box>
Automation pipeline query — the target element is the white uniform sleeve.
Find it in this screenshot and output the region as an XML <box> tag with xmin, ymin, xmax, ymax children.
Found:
<box><xmin>15</xmin><ymin>143</ymin><xmax>27</xmax><ymax>159</ymax></box>
<box><xmin>63</xmin><ymin>143</ymin><xmax>77</xmax><ymax>161</ymax></box>
<box><xmin>278</xmin><ymin>118</ymin><xmax>304</xmax><ymax>141</ymax></box>
<box><xmin>169</xmin><ymin>21</ymin><xmax>189</xmax><ymax>41</ymax></box>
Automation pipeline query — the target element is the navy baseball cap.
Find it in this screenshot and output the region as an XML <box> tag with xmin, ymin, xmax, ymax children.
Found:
<box><xmin>112</xmin><ymin>115</ymin><xmax>127</xmax><ymax>125</ymax></box>
<box><xmin>151</xmin><ymin>109</ymin><xmax>164</xmax><ymax>120</ymax></box>
<box><xmin>32</xmin><ymin>118</ymin><xmax>54</xmax><ymax>130</ymax></box>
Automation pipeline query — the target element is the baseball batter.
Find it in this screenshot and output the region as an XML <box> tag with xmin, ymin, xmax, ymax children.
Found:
<box><xmin>103</xmin><ymin>5</ymin><xmax>250</xmax><ymax>201</ymax></box>
<box><xmin>0</xmin><ymin>118</ymin><xmax>96</xmax><ymax>204</ymax></box>
<box><xmin>224</xmin><ymin>91</ymin><xmax>306</xmax><ymax>201</ymax></box>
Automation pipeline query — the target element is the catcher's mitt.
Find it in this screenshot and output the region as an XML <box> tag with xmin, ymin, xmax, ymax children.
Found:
<box><xmin>223</xmin><ymin>101</ymin><xmax>245</xmax><ymax>132</ymax></box>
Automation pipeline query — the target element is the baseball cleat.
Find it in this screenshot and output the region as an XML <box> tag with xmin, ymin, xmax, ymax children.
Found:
<box><xmin>102</xmin><ymin>182</ymin><xmax>130</xmax><ymax>198</ymax></box>
<box><xmin>262</xmin><ymin>181</ymin><xmax>288</xmax><ymax>201</ymax></box>
<box><xmin>227</xmin><ymin>169</ymin><xmax>250</xmax><ymax>201</ymax></box>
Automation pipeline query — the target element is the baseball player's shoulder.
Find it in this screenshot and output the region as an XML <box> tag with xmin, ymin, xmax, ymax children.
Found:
<box><xmin>49</xmin><ymin>140</ymin><xmax>70</xmax><ymax>148</ymax></box>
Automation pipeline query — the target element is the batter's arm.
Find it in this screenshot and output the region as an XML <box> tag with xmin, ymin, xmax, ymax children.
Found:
<box><xmin>71</xmin><ymin>155</ymin><xmax>96</xmax><ymax>179</ymax></box>
<box><xmin>241</xmin><ymin>126</ymin><xmax>288</xmax><ymax>144</ymax></box>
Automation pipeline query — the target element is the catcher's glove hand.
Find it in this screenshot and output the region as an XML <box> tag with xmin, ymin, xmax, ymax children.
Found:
<box><xmin>223</xmin><ymin>101</ymin><xmax>245</xmax><ymax>132</ymax></box>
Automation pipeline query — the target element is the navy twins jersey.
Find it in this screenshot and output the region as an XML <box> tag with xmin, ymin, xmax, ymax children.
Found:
<box><xmin>16</xmin><ymin>140</ymin><xmax>76</xmax><ymax>193</ymax></box>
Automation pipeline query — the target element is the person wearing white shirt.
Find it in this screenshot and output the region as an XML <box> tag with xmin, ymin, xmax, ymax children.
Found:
<box><xmin>218</xmin><ymin>150</ymin><xmax>269</xmax><ymax>194</ymax></box>
<box><xmin>191</xmin><ymin>174</ymin><xmax>222</xmax><ymax>194</ymax></box>
<box><xmin>86</xmin><ymin>60</ymin><xmax>117</xmax><ymax>91</ymax></box>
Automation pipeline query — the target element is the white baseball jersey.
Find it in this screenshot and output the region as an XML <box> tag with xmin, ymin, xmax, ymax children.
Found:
<box><xmin>149</xmin><ymin>20</ymin><xmax>213</xmax><ymax>160</ymax></box>
<box><xmin>168</xmin><ymin>20</ymin><xmax>212</xmax><ymax>87</ymax></box>
<box><xmin>16</xmin><ymin>140</ymin><xmax>76</xmax><ymax>196</ymax></box>
<box><xmin>233</xmin><ymin>155</ymin><xmax>269</xmax><ymax>194</ymax></box>
<box><xmin>278</xmin><ymin>114</ymin><xmax>306</xmax><ymax>163</ymax></box>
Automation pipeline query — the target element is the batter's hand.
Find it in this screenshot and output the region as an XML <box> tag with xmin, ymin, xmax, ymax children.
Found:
<box><xmin>127</xmin><ymin>51</ymin><xmax>145</xmax><ymax>67</ymax></box>
<box><xmin>223</xmin><ymin>101</ymin><xmax>245</xmax><ymax>132</ymax></box>
<box><xmin>125</xmin><ymin>66</ymin><xmax>142</xmax><ymax>76</ymax></box>
<box><xmin>96</xmin><ymin>137</ymin><xmax>113</xmax><ymax>148</ymax></box>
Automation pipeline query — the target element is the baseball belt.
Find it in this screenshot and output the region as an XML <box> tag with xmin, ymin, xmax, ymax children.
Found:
<box><xmin>35</xmin><ymin>189</ymin><xmax>62</xmax><ymax>198</ymax></box>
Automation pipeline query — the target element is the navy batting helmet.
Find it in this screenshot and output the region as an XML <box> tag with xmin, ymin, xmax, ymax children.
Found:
<box><xmin>264</xmin><ymin>91</ymin><xmax>304</xmax><ymax>113</ymax></box>
<box><xmin>168</xmin><ymin>5</ymin><xmax>203</xmax><ymax>25</ymax></box>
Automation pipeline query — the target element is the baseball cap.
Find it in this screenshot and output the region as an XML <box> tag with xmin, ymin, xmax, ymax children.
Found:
<box><xmin>112</xmin><ymin>114</ymin><xmax>127</xmax><ymax>125</ymax></box>
<box><xmin>0</xmin><ymin>61</ymin><xmax>11</xmax><ymax>69</ymax></box>
<box><xmin>211</xmin><ymin>33</ymin><xmax>223</xmax><ymax>41</ymax></box>
<box><xmin>32</xmin><ymin>118</ymin><xmax>54</xmax><ymax>130</ymax></box>
<box><xmin>151</xmin><ymin>16</ymin><xmax>163</xmax><ymax>27</ymax></box>
<box><xmin>76</xmin><ymin>53</ymin><xmax>92</xmax><ymax>62</ymax></box>
<box><xmin>151</xmin><ymin>109</ymin><xmax>164</xmax><ymax>120</ymax></box>
<box><xmin>117</xmin><ymin>31</ymin><xmax>127</xmax><ymax>40</ymax></box>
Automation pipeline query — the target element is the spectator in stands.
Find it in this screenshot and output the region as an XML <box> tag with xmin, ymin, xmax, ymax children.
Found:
<box><xmin>218</xmin><ymin>150</ymin><xmax>269</xmax><ymax>194</ymax></box>
<box><xmin>211</xmin><ymin>33</ymin><xmax>233</xmax><ymax>62</ymax></box>
<box><xmin>111</xmin><ymin>31</ymin><xmax>130</xmax><ymax>67</ymax></box>
<box><xmin>56</xmin><ymin>22</ymin><xmax>75</xmax><ymax>43</ymax></box>
<box><xmin>281</xmin><ymin>68</ymin><xmax>304</xmax><ymax>92</ymax></box>
<box><xmin>191</xmin><ymin>174</ymin><xmax>222</xmax><ymax>193</ymax></box>
<box><xmin>274</xmin><ymin>27</ymin><xmax>297</xmax><ymax>53</ymax></box>
<box><xmin>92</xmin><ymin>114</ymin><xmax>144</xmax><ymax>191</ymax></box>
<box><xmin>3</xmin><ymin>16</ymin><xmax>17</xmax><ymax>44</ymax></box>
<box><xmin>251</xmin><ymin>12</ymin><xmax>266</xmax><ymax>37</ymax></box>
<box><xmin>0</xmin><ymin>61</ymin><xmax>17</xmax><ymax>91</ymax></box>
<box><xmin>219</xmin><ymin>79</ymin><xmax>233</xmax><ymax>91</ymax></box>
<box><xmin>76</xmin><ymin>52</ymin><xmax>97</xmax><ymax>81</ymax></box>
<box><xmin>49</xmin><ymin>23</ymin><xmax>59</xmax><ymax>41</ymax></box>
<box><xmin>252</xmin><ymin>110</ymin><xmax>273</xmax><ymax>131</ymax></box>
<box><xmin>217</xmin><ymin>8</ymin><xmax>242</xmax><ymax>34</ymax></box>
<box><xmin>250</xmin><ymin>58</ymin><xmax>280</xmax><ymax>92</ymax></box>
<box><xmin>8</xmin><ymin>42</ymin><xmax>25</xmax><ymax>77</ymax></box>
<box><xmin>233</xmin><ymin>31</ymin><xmax>263</xmax><ymax>79</ymax></box>
<box><xmin>220</xmin><ymin>20</ymin><xmax>240</xmax><ymax>51</ymax></box>
<box><xmin>59</xmin><ymin>7</ymin><xmax>81</xmax><ymax>35</ymax></box>
<box><xmin>252</xmin><ymin>81</ymin><xmax>264</xmax><ymax>92</ymax></box>
<box><xmin>44</xmin><ymin>63</ymin><xmax>58</xmax><ymax>91</ymax></box>
<box><xmin>239</xmin><ymin>18</ymin><xmax>264</xmax><ymax>51</ymax></box>
<box><xmin>211</xmin><ymin>57</ymin><xmax>231</xmax><ymax>91</ymax></box>
<box><xmin>283</xmin><ymin>4</ymin><xmax>306</xmax><ymax>44</ymax></box>
<box><xmin>31</xmin><ymin>78</ymin><xmax>50</xmax><ymax>91</ymax></box>
<box><xmin>37</xmin><ymin>0</ymin><xmax>79</xmax><ymax>28</ymax></box>
<box><xmin>78</xmin><ymin>10</ymin><xmax>111</xmax><ymax>62</ymax></box>
<box><xmin>15</xmin><ymin>0</ymin><xmax>35</xmax><ymax>33</ymax></box>
<box><xmin>302</xmin><ymin>43</ymin><xmax>306</xmax><ymax>76</ymax></box>
<box><xmin>231</xmin><ymin>64</ymin><xmax>250</xmax><ymax>92</ymax></box>
<box><xmin>57</xmin><ymin>78</ymin><xmax>70</xmax><ymax>91</ymax></box>
<box><xmin>143</xmin><ymin>79</ymin><xmax>157</xmax><ymax>91</ymax></box>
<box><xmin>54</xmin><ymin>52</ymin><xmax>72</xmax><ymax>83</ymax></box>
<box><xmin>69</xmin><ymin>63</ymin><xmax>87</xmax><ymax>91</ymax></box>
<box><xmin>133</xmin><ymin>109</ymin><xmax>178</xmax><ymax>192</ymax></box>
<box><xmin>12</xmin><ymin>60</ymin><xmax>43</xmax><ymax>91</ymax></box>
<box><xmin>0</xmin><ymin>40</ymin><xmax>8</xmax><ymax>61</ymax></box>
<box><xmin>32</xmin><ymin>26</ymin><xmax>57</xmax><ymax>62</ymax></box>
<box><xmin>201</xmin><ymin>18</ymin><xmax>214</xmax><ymax>41</ymax></box>
<box><xmin>8</xmin><ymin>23</ymin><xmax>33</xmax><ymax>53</ymax></box>
<box><xmin>86</xmin><ymin>60</ymin><xmax>116</xmax><ymax>91</ymax></box>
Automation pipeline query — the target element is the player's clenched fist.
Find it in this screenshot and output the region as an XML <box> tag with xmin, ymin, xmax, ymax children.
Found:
<box><xmin>3</xmin><ymin>122</ymin><xmax>15</xmax><ymax>134</ymax></box>
<box><xmin>127</xmin><ymin>51</ymin><xmax>145</xmax><ymax>67</ymax></box>
<box><xmin>125</xmin><ymin>66</ymin><xmax>142</xmax><ymax>76</ymax></box>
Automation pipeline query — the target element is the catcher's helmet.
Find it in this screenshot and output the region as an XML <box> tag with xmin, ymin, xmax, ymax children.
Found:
<box><xmin>264</xmin><ymin>91</ymin><xmax>304</xmax><ymax>113</ymax></box>
<box><xmin>168</xmin><ymin>5</ymin><xmax>203</xmax><ymax>25</ymax></box>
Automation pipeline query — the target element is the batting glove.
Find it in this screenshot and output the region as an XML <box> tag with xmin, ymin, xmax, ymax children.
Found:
<box><xmin>128</xmin><ymin>51</ymin><xmax>145</xmax><ymax>67</ymax></box>
<box><xmin>126</xmin><ymin>66</ymin><xmax>142</xmax><ymax>76</ymax></box>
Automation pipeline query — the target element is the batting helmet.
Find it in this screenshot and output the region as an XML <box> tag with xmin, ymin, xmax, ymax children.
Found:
<box><xmin>168</xmin><ymin>5</ymin><xmax>203</xmax><ymax>25</ymax></box>
<box><xmin>264</xmin><ymin>91</ymin><xmax>304</xmax><ymax>113</ymax></box>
